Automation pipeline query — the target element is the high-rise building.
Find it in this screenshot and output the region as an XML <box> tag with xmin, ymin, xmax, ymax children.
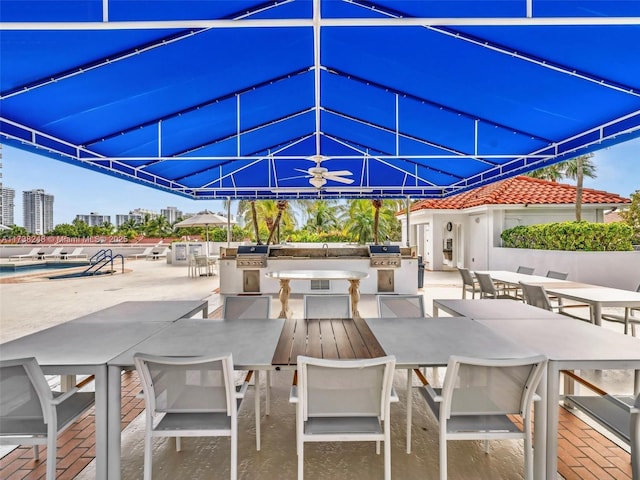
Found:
<box><xmin>75</xmin><ymin>212</ymin><xmax>111</xmax><ymax>226</ymax></box>
<box><xmin>23</xmin><ymin>189</ymin><xmax>54</xmax><ymax>234</ymax></box>
<box><xmin>0</xmin><ymin>186</ymin><xmax>16</xmax><ymax>227</ymax></box>
<box><xmin>161</xmin><ymin>206</ymin><xmax>182</xmax><ymax>224</ymax></box>
<box><xmin>130</xmin><ymin>208</ymin><xmax>158</xmax><ymax>218</ymax></box>
<box><xmin>115</xmin><ymin>214</ymin><xmax>143</xmax><ymax>228</ymax></box>
<box><xmin>115</xmin><ymin>208</ymin><xmax>161</xmax><ymax>228</ymax></box>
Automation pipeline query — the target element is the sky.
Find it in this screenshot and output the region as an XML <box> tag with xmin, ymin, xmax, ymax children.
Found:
<box><xmin>1</xmin><ymin>138</ymin><xmax>639</xmax><ymax>228</ymax></box>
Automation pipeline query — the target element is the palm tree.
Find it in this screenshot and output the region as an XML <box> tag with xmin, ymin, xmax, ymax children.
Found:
<box><xmin>266</xmin><ymin>200</ymin><xmax>289</xmax><ymax>244</ymax></box>
<box><xmin>344</xmin><ymin>200</ymin><xmax>375</xmax><ymax>244</ymax></box>
<box><xmin>303</xmin><ymin>200</ymin><xmax>341</xmax><ymax>233</ymax></box>
<box><xmin>342</xmin><ymin>199</ymin><xmax>402</xmax><ymax>244</ymax></box>
<box><xmin>526</xmin><ymin>163</ymin><xmax>565</xmax><ymax>182</ymax></box>
<box><xmin>527</xmin><ymin>153</ymin><xmax>596</xmax><ymax>221</ymax></box>
<box><xmin>237</xmin><ymin>200</ymin><xmax>262</xmax><ymax>244</ymax></box>
<box><xmin>561</xmin><ymin>154</ymin><xmax>596</xmax><ymax>221</ymax></box>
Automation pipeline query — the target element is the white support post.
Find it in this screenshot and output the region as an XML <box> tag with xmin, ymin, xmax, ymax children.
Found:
<box><xmin>236</xmin><ymin>94</ymin><xmax>241</xmax><ymax>156</ymax></box>
<box><xmin>406</xmin><ymin>196</ymin><xmax>411</xmax><ymax>247</ymax></box>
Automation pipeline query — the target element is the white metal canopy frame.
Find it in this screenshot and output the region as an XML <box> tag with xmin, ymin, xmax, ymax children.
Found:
<box><xmin>1</xmin><ymin>0</ymin><xmax>640</xmax><ymax>200</ymax></box>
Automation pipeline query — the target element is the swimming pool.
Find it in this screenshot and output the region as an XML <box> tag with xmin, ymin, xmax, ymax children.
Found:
<box><xmin>0</xmin><ymin>262</ymin><xmax>87</xmax><ymax>278</ymax></box>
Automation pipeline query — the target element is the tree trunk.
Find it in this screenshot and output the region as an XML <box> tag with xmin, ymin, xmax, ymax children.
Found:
<box><xmin>372</xmin><ymin>199</ymin><xmax>382</xmax><ymax>245</ymax></box>
<box><xmin>266</xmin><ymin>201</ymin><xmax>287</xmax><ymax>245</ymax></box>
<box><xmin>250</xmin><ymin>201</ymin><xmax>262</xmax><ymax>244</ymax></box>
<box><xmin>576</xmin><ymin>157</ymin><xmax>583</xmax><ymax>221</ymax></box>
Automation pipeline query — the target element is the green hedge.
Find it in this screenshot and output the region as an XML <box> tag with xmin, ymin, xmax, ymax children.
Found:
<box><xmin>500</xmin><ymin>221</ymin><xmax>633</xmax><ymax>251</ymax></box>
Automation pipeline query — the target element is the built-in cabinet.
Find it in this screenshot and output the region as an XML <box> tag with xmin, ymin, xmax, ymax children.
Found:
<box><xmin>218</xmin><ymin>249</ymin><xmax>418</xmax><ymax>296</ymax></box>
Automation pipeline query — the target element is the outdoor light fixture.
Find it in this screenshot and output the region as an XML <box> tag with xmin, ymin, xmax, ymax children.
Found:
<box><xmin>309</xmin><ymin>176</ymin><xmax>327</xmax><ymax>189</ymax></box>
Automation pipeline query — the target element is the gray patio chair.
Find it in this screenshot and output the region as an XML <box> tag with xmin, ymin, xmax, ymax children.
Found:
<box><xmin>377</xmin><ymin>293</ymin><xmax>432</xmax><ymax>400</ymax></box>
<box><xmin>377</xmin><ymin>294</ymin><xmax>428</xmax><ymax>318</ymax></box>
<box><xmin>222</xmin><ymin>294</ymin><xmax>272</xmax><ymax>450</ymax></box>
<box><xmin>0</xmin><ymin>357</ymin><xmax>95</xmax><ymax>480</ymax></box>
<box><xmin>290</xmin><ymin>355</ymin><xmax>398</xmax><ymax>480</ymax></box>
<box><xmin>457</xmin><ymin>267</ymin><xmax>480</xmax><ymax>299</ymax></box>
<box><xmin>516</xmin><ymin>266</ymin><xmax>535</xmax><ymax>275</ymax></box>
<box><xmin>520</xmin><ymin>282</ymin><xmax>589</xmax><ymax>321</ymax></box>
<box><xmin>502</xmin><ymin>266</ymin><xmax>536</xmax><ymax>299</ymax></box>
<box><xmin>546</xmin><ymin>270</ymin><xmax>568</xmax><ymax>280</ymax></box>
<box><xmin>544</xmin><ymin>270</ymin><xmax>592</xmax><ymax>315</ymax></box>
<box><xmin>474</xmin><ymin>272</ymin><xmax>517</xmax><ymax>299</ymax></box>
<box><xmin>223</xmin><ymin>295</ymin><xmax>271</xmax><ymax>320</ymax></box>
<box><xmin>520</xmin><ymin>282</ymin><xmax>555</xmax><ymax>311</ymax></box>
<box><xmin>416</xmin><ymin>354</ymin><xmax>547</xmax><ymax>480</ymax></box>
<box><xmin>134</xmin><ymin>353</ymin><xmax>248</xmax><ymax>480</ymax></box>
<box><xmin>601</xmin><ymin>284</ymin><xmax>640</xmax><ymax>335</ymax></box>
<box><xmin>304</xmin><ymin>294</ymin><xmax>351</xmax><ymax>319</ymax></box>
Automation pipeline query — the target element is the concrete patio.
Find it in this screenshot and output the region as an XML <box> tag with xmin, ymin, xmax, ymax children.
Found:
<box><xmin>0</xmin><ymin>260</ymin><xmax>635</xmax><ymax>479</ymax></box>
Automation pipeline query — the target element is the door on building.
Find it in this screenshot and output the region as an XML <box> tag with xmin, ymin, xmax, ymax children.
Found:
<box><xmin>468</xmin><ymin>214</ymin><xmax>488</xmax><ymax>270</ymax></box>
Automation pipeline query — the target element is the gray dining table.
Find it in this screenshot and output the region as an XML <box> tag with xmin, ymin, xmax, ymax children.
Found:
<box><xmin>68</xmin><ymin>299</ymin><xmax>209</xmax><ymax>323</ymax></box>
<box><xmin>0</xmin><ymin>300</ymin><xmax>209</xmax><ymax>480</ymax></box>
<box><xmin>107</xmin><ymin>317</ymin><xmax>285</xmax><ymax>479</ymax></box>
<box><xmin>364</xmin><ymin>316</ymin><xmax>541</xmax><ymax>462</ymax></box>
<box><xmin>432</xmin><ymin>298</ymin><xmax>562</xmax><ymax>319</ymax></box>
<box><xmin>476</xmin><ymin>317</ymin><xmax>640</xmax><ymax>479</ymax></box>
<box><xmin>478</xmin><ymin>270</ymin><xmax>640</xmax><ymax>326</ymax></box>
<box><xmin>431</xmin><ymin>297</ymin><xmax>640</xmax><ymax>478</ymax></box>
<box><xmin>0</xmin><ymin>321</ymin><xmax>171</xmax><ymax>480</ymax></box>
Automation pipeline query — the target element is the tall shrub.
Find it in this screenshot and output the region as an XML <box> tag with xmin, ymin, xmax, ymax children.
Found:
<box><xmin>501</xmin><ymin>221</ymin><xmax>633</xmax><ymax>251</ymax></box>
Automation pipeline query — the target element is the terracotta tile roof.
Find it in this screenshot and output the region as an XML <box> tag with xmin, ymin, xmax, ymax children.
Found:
<box><xmin>410</xmin><ymin>176</ymin><xmax>630</xmax><ymax>211</ymax></box>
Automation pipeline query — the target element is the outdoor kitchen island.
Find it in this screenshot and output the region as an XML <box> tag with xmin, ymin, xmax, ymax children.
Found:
<box><xmin>218</xmin><ymin>245</ymin><xmax>419</xmax><ymax>296</ymax></box>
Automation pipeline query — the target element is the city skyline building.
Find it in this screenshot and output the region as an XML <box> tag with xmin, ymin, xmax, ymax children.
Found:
<box><xmin>115</xmin><ymin>213</ymin><xmax>143</xmax><ymax>228</ymax></box>
<box><xmin>161</xmin><ymin>206</ymin><xmax>182</xmax><ymax>224</ymax></box>
<box><xmin>23</xmin><ymin>189</ymin><xmax>54</xmax><ymax>234</ymax></box>
<box><xmin>75</xmin><ymin>212</ymin><xmax>111</xmax><ymax>227</ymax></box>
<box><xmin>1</xmin><ymin>186</ymin><xmax>16</xmax><ymax>227</ymax></box>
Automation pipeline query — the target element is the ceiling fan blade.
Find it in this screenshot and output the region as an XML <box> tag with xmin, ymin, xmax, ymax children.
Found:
<box><xmin>326</xmin><ymin>176</ymin><xmax>354</xmax><ymax>185</ymax></box>
<box><xmin>279</xmin><ymin>174</ymin><xmax>311</xmax><ymax>182</ymax></box>
<box><xmin>294</xmin><ymin>168</ymin><xmax>312</xmax><ymax>175</ymax></box>
<box><xmin>323</xmin><ymin>170</ymin><xmax>353</xmax><ymax>178</ymax></box>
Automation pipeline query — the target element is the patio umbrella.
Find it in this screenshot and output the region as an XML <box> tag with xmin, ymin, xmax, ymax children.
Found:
<box><xmin>174</xmin><ymin>211</ymin><xmax>236</xmax><ymax>257</ymax></box>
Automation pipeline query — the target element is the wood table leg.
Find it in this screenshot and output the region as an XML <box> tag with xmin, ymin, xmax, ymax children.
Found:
<box><xmin>348</xmin><ymin>279</ymin><xmax>361</xmax><ymax>319</ymax></box>
<box><xmin>277</xmin><ymin>279</ymin><xmax>291</xmax><ymax>318</ymax></box>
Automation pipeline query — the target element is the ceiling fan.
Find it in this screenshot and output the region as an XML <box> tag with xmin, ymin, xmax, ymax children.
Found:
<box><xmin>294</xmin><ymin>155</ymin><xmax>354</xmax><ymax>189</ymax></box>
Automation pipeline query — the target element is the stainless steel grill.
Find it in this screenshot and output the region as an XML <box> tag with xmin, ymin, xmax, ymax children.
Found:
<box><xmin>368</xmin><ymin>245</ymin><xmax>402</xmax><ymax>268</ymax></box>
<box><xmin>236</xmin><ymin>245</ymin><xmax>269</xmax><ymax>268</ymax></box>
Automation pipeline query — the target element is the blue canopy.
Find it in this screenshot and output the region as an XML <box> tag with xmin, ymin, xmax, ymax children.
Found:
<box><xmin>1</xmin><ymin>1</ymin><xmax>639</xmax><ymax>200</ymax></box>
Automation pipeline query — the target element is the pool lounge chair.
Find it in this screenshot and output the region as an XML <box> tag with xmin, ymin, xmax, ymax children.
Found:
<box><xmin>131</xmin><ymin>247</ymin><xmax>155</xmax><ymax>259</ymax></box>
<box><xmin>63</xmin><ymin>248</ymin><xmax>87</xmax><ymax>260</ymax></box>
<box><xmin>42</xmin><ymin>247</ymin><xmax>65</xmax><ymax>259</ymax></box>
<box><xmin>8</xmin><ymin>247</ymin><xmax>44</xmax><ymax>261</ymax></box>
<box><xmin>146</xmin><ymin>247</ymin><xmax>169</xmax><ymax>260</ymax></box>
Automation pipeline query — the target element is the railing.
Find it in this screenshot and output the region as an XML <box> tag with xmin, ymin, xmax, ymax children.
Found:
<box><xmin>83</xmin><ymin>249</ymin><xmax>125</xmax><ymax>276</ymax></box>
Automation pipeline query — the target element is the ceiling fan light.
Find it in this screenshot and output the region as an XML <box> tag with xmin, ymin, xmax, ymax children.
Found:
<box><xmin>309</xmin><ymin>176</ymin><xmax>327</xmax><ymax>188</ymax></box>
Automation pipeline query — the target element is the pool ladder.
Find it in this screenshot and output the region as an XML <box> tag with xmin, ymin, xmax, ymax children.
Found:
<box><xmin>83</xmin><ymin>249</ymin><xmax>125</xmax><ymax>276</ymax></box>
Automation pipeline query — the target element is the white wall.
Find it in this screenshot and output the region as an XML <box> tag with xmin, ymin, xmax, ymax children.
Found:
<box><xmin>490</xmin><ymin>247</ymin><xmax>640</xmax><ymax>290</ymax></box>
<box><xmin>403</xmin><ymin>204</ymin><xmax>615</xmax><ymax>272</ymax></box>
<box><xmin>503</xmin><ymin>206</ymin><xmax>598</xmax><ymax>230</ymax></box>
